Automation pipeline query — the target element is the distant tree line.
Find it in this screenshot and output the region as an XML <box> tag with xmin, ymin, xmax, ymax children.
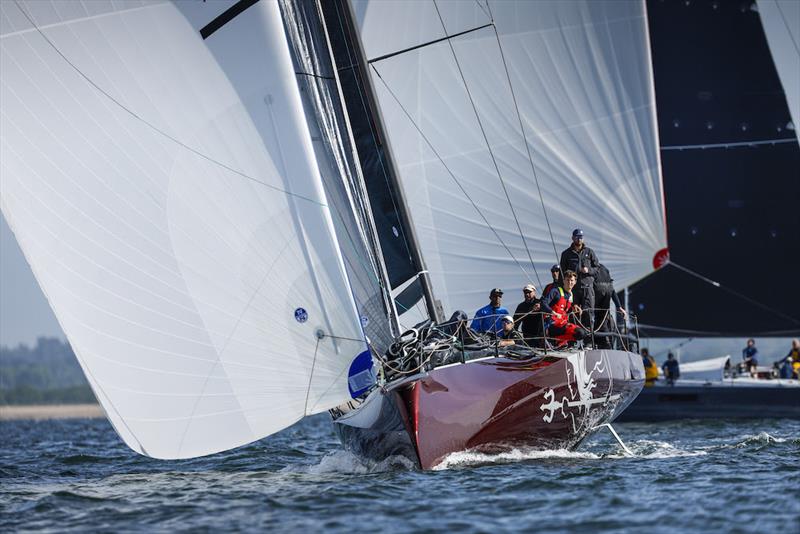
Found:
<box><xmin>0</xmin><ymin>337</ymin><xmax>95</xmax><ymax>405</ymax></box>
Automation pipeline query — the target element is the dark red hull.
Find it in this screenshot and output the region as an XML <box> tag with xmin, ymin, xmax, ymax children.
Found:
<box><xmin>334</xmin><ymin>349</ymin><xmax>644</xmax><ymax>469</ymax></box>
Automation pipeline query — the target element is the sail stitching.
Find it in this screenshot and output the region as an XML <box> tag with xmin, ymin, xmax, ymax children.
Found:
<box><xmin>432</xmin><ymin>0</ymin><xmax>540</xmax><ymax>286</ymax></box>
<box><xmin>11</xmin><ymin>0</ymin><xmax>326</xmax><ymax>208</ymax></box>
<box><xmin>484</xmin><ymin>1</ymin><xmax>560</xmax><ymax>266</ymax></box>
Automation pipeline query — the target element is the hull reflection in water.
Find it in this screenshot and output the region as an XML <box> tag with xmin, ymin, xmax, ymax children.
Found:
<box><xmin>334</xmin><ymin>349</ymin><xmax>644</xmax><ymax>469</ymax></box>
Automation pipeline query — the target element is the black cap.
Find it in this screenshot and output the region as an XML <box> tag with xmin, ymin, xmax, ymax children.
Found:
<box><xmin>550</xmin><ymin>264</ymin><xmax>560</xmax><ymax>272</ymax></box>
<box><xmin>490</xmin><ymin>288</ymin><xmax>504</xmax><ymax>296</ymax></box>
<box><xmin>572</xmin><ymin>228</ymin><xmax>584</xmax><ymax>238</ymax></box>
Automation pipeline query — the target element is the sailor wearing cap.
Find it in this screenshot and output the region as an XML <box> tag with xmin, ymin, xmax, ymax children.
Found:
<box><xmin>498</xmin><ymin>315</ymin><xmax>525</xmax><ymax>347</ymax></box>
<box><xmin>513</xmin><ymin>284</ymin><xmax>542</xmax><ymax>345</ymax></box>
<box><xmin>542</xmin><ymin>264</ymin><xmax>562</xmax><ymax>298</ymax></box>
<box><xmin>470</xmin><ymin>288</ymin><xmax>510</xmax><ymax>335</ymax></box>
<box><xmin>559</xmin><ymin>228</ymin><xmax>600</xmax><ymax>329</ymax></box>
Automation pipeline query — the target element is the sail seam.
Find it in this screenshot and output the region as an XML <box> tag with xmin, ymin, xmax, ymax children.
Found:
<box><xmin>11</xmin><ymin>0</ymin><xmax>326</xmax><ymax>208</ymax></box>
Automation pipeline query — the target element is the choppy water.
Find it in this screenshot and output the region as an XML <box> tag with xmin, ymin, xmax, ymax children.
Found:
<box><xmin>1</xmin><ymin>415</ymin><xmax>798</xmax><ymax>532</ymax></box>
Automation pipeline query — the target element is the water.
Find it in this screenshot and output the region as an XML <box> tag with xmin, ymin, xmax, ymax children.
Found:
<box><xmin>1</xmin><ymin>416</ymin><xmax>798</xmax><ymax>532</ymax></box>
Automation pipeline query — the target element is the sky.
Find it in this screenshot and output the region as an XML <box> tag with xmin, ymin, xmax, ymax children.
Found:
<box><xmin>1</xmin><ymin>213</ymin><xmax>65</xmax><ymax>347</ymax></box>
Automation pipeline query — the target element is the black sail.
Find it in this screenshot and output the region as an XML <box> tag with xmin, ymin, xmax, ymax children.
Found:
<box><xmin>628</xmin><ymin>0</ymin><xmax>800</xmax><ymax>337</ymax></box>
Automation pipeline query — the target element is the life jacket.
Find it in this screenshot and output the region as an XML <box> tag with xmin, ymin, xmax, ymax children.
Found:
<box><xmin>549</xmin><ymin>287</ymin><xmax>572</xmax><ymax>327</ymax></box>
<box><xmin>644</xmin><ymin>356</ymin><xmax>659</xmax><ymax>381</ymax></box>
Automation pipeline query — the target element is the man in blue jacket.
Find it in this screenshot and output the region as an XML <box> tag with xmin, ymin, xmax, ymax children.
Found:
<box><xmin>470</xmin><ymin>288</ymin><xmax>509</xmax><ymax>336</ymax></box>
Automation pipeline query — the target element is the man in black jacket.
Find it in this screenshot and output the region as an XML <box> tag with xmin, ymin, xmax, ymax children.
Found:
<box><xmin>513</xmin><ymin>284</ymin><xmax>542</xmax><ymax>346</ymax></box>
<box><xmin>593</xmin><ymin>263</ymin><xmax>627</xmax><ymax>348</ymax></box>
<box><xmin>560</xmin><ymin>228</ymin><xmax>600</xmax><ymax>330</ymax></box>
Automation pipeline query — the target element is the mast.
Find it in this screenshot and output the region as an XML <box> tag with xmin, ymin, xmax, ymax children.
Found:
<box><xmin>323</xmin><ymin>0</ymin><xmax>443</xmax><ymax>324</ymax></box>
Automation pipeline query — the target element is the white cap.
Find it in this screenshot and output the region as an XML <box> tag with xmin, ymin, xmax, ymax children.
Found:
<box><xmin>501</xmin><ymin>315</ymin><xmax>514</xmax><ymax>323</ymax></box>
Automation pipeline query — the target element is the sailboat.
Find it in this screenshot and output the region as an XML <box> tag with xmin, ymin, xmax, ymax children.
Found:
<box><xmin>1</xmin><ymin>0</ymin><xmax>663</xmax><ymax>468</ymax></box>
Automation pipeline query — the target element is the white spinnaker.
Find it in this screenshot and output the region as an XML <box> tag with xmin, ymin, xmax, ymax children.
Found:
<box><xmin>353</xmin><ymin>0</ymin><xmax>666</xmax><ymax>314</ymax></box>
<box><xmin>0</xmin><ymin>0</ymin><xmax>366</xmax><ymax>459</ymax></box>
<box><xmin>758</xmin><ymin>0</ymin><xmax>800</xmax><ymax>142</ymax></box>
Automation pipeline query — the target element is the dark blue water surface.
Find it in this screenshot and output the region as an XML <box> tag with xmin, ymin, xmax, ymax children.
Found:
<box><xmin>1</xmin><ymin>415</ymin><xmax>798</xmax><ymax>532</ymax></box>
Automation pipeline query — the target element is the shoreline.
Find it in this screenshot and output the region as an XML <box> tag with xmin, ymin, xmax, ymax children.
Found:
<box><xmin>0</xmin><ymin>404</ymin><xmax>104</xmax><ymax>421</ymax></box>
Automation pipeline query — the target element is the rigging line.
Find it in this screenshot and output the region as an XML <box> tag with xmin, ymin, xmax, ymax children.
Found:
<box><xmin>668</xmin><ymin>261</ymin><xmax>800</xmax><ymax>326</ymax></box>
<box><xmin>487</xmin><ymin>13</ymin><xmax>560</xmax><ymax>267</ymax></box>
<box><xmin>367</xmin><ymin>23</ymin><xmax>494</xmax><ymax>64</ymax></box>
<box><xmin>661</xmin><ymin>138</ymin><xmax>797</xmax><ymax>150</ymax></box>
<box><xmin>304</xmin><ymin>336</ymin><xmax>323</xmax><ymax>414</ymax></box>
<box><xmin>11</xmin><ymin>0</ymin><xmax>325</xmax><ymax>208</ymax></box>
<box><xmin>432</xmin><ymin>0</ymin><xmax>540</xmax><ymax>287</ymax></box>
<box><xmin>371</xmin><ymin>64</ymin><xmax>533</xmax><ymax>280</ymax></box>
<box><xmin>295</xmin><ymin>71</ymin><xmax>335</xmax><ymax>80</ymax></box>
<box><xmin>474</xmin><ymin>0</ymin><xmax>491</xmax><ymax>21</ymax></box>
<box><xmin>331</xmin><ymin>1</ymin><xmax>417</xmax><ymax>270</ymax></box>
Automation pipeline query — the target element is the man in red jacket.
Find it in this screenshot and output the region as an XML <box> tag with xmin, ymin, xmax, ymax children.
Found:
<box><xmin>541</xmin><ymin>270</ymin><xmax>588</xmax><ymax>347</ymax></box>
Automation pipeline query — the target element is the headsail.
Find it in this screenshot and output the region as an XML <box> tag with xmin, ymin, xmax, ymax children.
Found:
<box><xmin>352</xmin><ymin>0</ymin><xmax>667</xmax><ymax>315</ymax></box>
<box><xmin>0</xmin><ymin>0</ymin><xmax>366</xmax><ymax>458</ymax></box>
<box><xmin>758</xmin><ymin>0</ymin><xmax>799</xmax><ymax>143</ymax></box>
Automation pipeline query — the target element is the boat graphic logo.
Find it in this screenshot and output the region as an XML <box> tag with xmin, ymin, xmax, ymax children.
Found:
<box><xmin>540</xmin><ymin>351</ymin><xmax>618</xmax><ymax>431</ymax></box>
<box><xmin>294</xmin><ymin>307</ymin><xmax>308</xmax><ymax>323</ymax></box>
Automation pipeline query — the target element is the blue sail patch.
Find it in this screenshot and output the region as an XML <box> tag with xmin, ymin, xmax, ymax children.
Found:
<box><xmin>348</xmin><ymin>350</ymin><xmax>376</xmax><ymax>398</ymax></box>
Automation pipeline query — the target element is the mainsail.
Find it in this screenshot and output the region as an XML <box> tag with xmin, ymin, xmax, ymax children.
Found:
<box><xmin>351</xmin><ymin>0</ymin><xmax>667</xmax><ymax>317</ymax></box>
<box><xmin>0</xmin><ymin>0</ymin><xmax>367</xmax><ymax>458</ymax></box>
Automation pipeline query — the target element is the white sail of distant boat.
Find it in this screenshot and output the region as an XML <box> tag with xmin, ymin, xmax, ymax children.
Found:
<box><xmin>757</xmin><ymin>0</ymin><xmax>799</xmax><ymax>144</ymax></box>
<box><xmin>1</xmin><ymin>0</ymin><xmax>663</xmax><ymax>461</ymax></box>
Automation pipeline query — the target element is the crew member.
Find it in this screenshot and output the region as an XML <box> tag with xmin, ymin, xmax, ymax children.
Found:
<box><xmin>593</xmin><ymin>264</ymin><xmax>627</xmax><ymax>349</ymax></box>
<box><xmin>641</xmin><ymin>348</ymin><xmax>658</xmax><ymax>386</ymax></box>
<box><xmin>560</xmin><ymin>229</ymin><xmax>600</xmax><ymax>329</ymax></box>
<box><xmin>470</xmin><ymin>288</ymin><xmax>509</xmax><ymax>336</ymax></box>
<box><xmin>662</xmin><ymin>352</ymin><xmax>680</xmax><ymax>385</ymax></box>
<box><xmin>786</xmin><ymin>339</ymin><xmax>800</xmax><ymax>379</ymax></box>
<box><xmin>498</xmin><ymin>315</ymin><xmax>525</xmax><ymax>347</ymax></box>
<box><xmin>514</xmin><ymin>284</ymin><xmax>542</xmax><ymax>346</ymax></box>
<box><xmin>742</xmin><ymin>338</ymin><xmax>759</xmax><ymax>377</ymax></box>
<box><xmin>541</xmin><ymin>270</ymin><xmax>587</xmax><ymax>347</ymax></box>
<box><xmin>542</xmin><ymin>265</ymin><xmax>561</xmax><ymax>297</ymax></box>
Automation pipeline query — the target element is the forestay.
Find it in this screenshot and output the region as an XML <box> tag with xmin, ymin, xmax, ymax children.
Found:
<box><xmin>353</xmin><ymin>0</ymin><xmax>667</xmax><ymax>316</ymax></box>
<box><xmin>0</xmin><ymin>0</ymin><xmax>366</xmax><ymax>459</ymax></box>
